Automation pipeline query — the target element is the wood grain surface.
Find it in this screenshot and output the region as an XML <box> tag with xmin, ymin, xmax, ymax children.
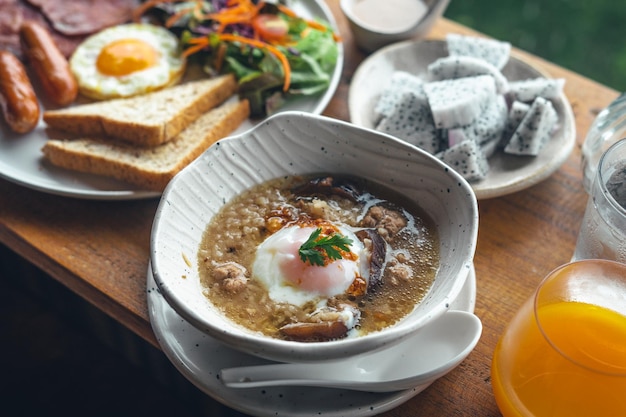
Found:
<box><xmin>0</xmin><ymin>1</ymin><xmax>620</xmax><ymax>415</ymax></box>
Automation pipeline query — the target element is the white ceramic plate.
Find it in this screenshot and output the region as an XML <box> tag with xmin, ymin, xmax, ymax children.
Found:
<box><xmin>147</xmin><ymin>263</ymin><xmax>477</xmax><ymax>417</ymax></box>
<box><xmin>349</xmin><ymin>39</ymin><xmax>576</xmax><ymax>200</ymax></box>
<box><xmin>0</xmin><ymin>0</ymin><xmax>343</xmax><ymax>201</ymax></box>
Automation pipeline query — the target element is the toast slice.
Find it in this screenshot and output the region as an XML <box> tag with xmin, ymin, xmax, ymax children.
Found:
<box><xmin>43</xmin><ymin>74</ymin><xmax>238</xmax><ymax>146</ymax></box>
<box><xmin>42</xmin><ymin>99</ymin><xmax>250</xmax><ymax>192</ymax></box>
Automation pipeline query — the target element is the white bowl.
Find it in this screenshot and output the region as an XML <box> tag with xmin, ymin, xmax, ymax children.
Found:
<box><xmin>340</xmin><ymin>0</ymin><xmax>451</xmax><ymax>53</ymax></box>
<box><xmin>150</xmin><ymin>111</ymin><xmax>478</xmax><ymax>363</ymax></box>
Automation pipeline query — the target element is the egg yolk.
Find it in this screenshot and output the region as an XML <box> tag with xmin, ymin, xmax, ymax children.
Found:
<box><xmin>96</xmin><ymin>38</ymin><xmax>159</xmax><ymax>77</ymax></box>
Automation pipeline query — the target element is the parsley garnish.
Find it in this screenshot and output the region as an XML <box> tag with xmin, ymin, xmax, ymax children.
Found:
<box><xmin>298</xmin><ymin>228</ymin><xmax>353</xmax><ymax>266</ymax></box>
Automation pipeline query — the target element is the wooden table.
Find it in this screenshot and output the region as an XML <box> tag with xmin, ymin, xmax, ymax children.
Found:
<box><xmin>0</xmin><ymin>1</ymin><xmax>620</xmax><ymax>415</ymax></box>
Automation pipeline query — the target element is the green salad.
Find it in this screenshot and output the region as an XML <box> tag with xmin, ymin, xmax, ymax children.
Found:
<box><xmin>134</xmin><ymin>0</ymin><xmax>340</xmax><ymax>117</ymax></box>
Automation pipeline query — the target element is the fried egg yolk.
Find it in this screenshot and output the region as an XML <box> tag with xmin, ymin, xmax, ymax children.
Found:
<box><xmin>70</xmin><ymin>23</ymin><xmax>186</xmax><ymax>100</ymax></box>
<box><xmin>252</xmin><ymin>224</ymin><xmax>369</xmax><ymax>306</ymax></box>
<box><xmin>96</xmin><ymin>38</ymin><xmax>159</xmax><ymax>77</ymax></box>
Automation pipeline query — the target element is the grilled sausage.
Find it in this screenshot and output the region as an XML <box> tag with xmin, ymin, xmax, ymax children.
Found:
<box><xmin>0</xmin><ymin>50</ymin><xmax>40</xmax><ymax>134</ymax></box>
<box><xmin>19</xmin><ymin>20</ymin><xmax>78</xmax><ymax>106</ymax></box>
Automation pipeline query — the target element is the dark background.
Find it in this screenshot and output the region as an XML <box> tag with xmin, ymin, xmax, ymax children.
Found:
<box><xmin>445</xmin><ymin>0</ymin><xmax>626</xmax><ymax>91</ymax></box>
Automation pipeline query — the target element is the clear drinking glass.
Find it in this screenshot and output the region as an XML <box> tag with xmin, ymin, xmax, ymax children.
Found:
<box><xmin>581</xmin><ymin>92</ymin><xmax>626</xmax><ymax>193</ymax></box>
<box><xmin>491</xmin><ymin>260</ymin><xmax>626</xmax><ymax>417</ymax></box>
<box><xmin>573</xmin><ymin>137</ymin><xmax>626</xmax><ymax>262</ymax></box>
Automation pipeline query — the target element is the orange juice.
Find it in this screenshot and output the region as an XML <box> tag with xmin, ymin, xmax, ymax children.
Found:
<box><xmin>492</xmin><ymin>299</ymin><xmax>626</xmax><ymax>416</ymax></box>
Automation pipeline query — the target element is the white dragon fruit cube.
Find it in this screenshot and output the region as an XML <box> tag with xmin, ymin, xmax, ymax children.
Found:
<box><xmin>436</xmin><ymin>139</ymin><xmax>490</xmax><ymax>182</ymax></box>
<box><xmin>374</xmin><ymin>71</ymin><xmax>424</xmax><ymax>123</ymax></box>
<box><xmin>375</xmin><ymin>89</ymin><xmax>441</xmax><ymax>154</ymax></box>
<box><xmin>427</xmin><ymin>55</ymin><xmax>509</xmax><ymax>94</ymax></box>
<box><xmin>424</xmin><ymin>75</ymin><xmax>497</xmax><ymax>130</ymax></box>
<box><xmin>446</xmin><ymin>33</ymin><xmax>511</xmax><ymax>70</ymax></box>
<box><xmin>507</xmin><ymin>78</ymin><xmax>565</xmax><ymax>103</ymax></box>
<box><xmin>504</xmin><ymin>97</ymin><xmax>558</xmax><ymax>156</ymax></box>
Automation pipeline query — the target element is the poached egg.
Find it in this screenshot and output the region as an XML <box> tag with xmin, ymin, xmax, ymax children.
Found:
<box><xmin>252</xmin><ymin>222</ymin><xmax>370</xmax><ymax>306</ymax></box>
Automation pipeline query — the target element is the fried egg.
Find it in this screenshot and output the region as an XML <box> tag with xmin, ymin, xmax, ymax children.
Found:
<box><xmin>252</xmin><ymin>223</ymin><xmax>370</xmax><ymax>306</ymax></box>
<box><xmin>70</xmin><ymin>23</ymin><xmax>186</xmax><ymax>100</ymax></box>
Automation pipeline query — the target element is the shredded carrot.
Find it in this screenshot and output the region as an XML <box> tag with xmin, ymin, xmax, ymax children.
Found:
<box><xmin>276</xmin><ymin>4</ymin><xmax>296</xmax><ymax>18</ymax></box>
<box><xmin>192</xmin><ymin>0</ymin><xmax>205</xmax><ymax>20</ymax></box>
<box><xmin>210</xmin><ymin>0</ymin><xmax>258</xmax><ymax>17</ymax></box>
<box><xmin>182</xmin><ymin>39</ymin><xmax>211</xmax><ymax>57</ymax></box>
<box><xmin>306</xmin><ymin>20</ymin><xmax>342</xmax><ymax>42</ymax></box>
<box><xmin>165</xmin><ymin>7</ymin><xmax>194</xmax><ymax>27</ymax></box>
<box><xmin>206</xmin><ymin>0</ymin><xmax>264</xmax><ymax>27</ymax></box>
<box><xmin>187</xmin><ymin>37</ymin><xmax>209</xmax><ymax>45</ymax></box>
<box><xmin>277</xmin><ymin>4</ymin><xmax>341</xmax><ymax>42</ymax></box>
<box><xmin>184</xmin><ymin>34</ymin><xmax>291</xmax><ymax>91</ymax></box>
<box><xmin>217</xmin><ymin>33</ymin><xmax>291</xmax><ymax>92</ymax></box>
<box><xmin>214</xmin><ymin>42</ymin><xmax>228</xmax><ymax>72</ymax></box>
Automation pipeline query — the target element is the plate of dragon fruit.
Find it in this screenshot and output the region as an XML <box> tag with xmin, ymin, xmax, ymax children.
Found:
<box><xmin>349</xmin><ymin>34</ymin><xmax>576</xmax><ymax>199</ymax></box>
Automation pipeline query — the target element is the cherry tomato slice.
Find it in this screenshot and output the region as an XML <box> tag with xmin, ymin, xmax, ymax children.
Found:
<box><xmin>252</xmin><ymin>14</ymin><xmax>289</xmax><ymax>42</ymax></box>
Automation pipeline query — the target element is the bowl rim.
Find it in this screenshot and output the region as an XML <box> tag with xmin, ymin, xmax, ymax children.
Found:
<box><xmin>150</xmin><ymin>111</ymin><xmax>479</xmax><ymax>362</ymax></box>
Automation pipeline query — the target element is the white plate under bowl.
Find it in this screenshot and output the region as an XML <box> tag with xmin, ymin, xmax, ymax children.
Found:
<box><xmin>0</xmin><ymin>0</ymin><xmax>343</xmax><ymax>200</ymax></box>
<box><xmin>147</xmin><ymin>263</ymin><xmax>477</xmax><ymax>417</ymax></box>
<box><xmin>349</xmin><ymin>39</ymin><xmax>576</xmax><ymax>200</ymax></box>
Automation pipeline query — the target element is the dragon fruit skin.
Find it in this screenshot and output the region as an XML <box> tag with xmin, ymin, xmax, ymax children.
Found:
<box><xmin>424</xmin><ymin>74</ymin><xmax>497</xmax><ymax>129</ymax></box>
<box><xmin>375</xmin><ymin>89</ymin><xmax>441</xmax><ymax>154</ymax></box>
<box><xmin>436</xmin><ymin>139</ymin><xmax>490</xmax><ymax>182</ymax></box>
<box><xmin>507</xmin><ymin>78</ymin><xmax>565</xmax><ymax>102</ymax></box>
<box><xmin>374</xmin><ymin>71</ymin><xmax>424</xmax><ymax>123</ymax></box>
<box><xmin>504</xmin><ymin>97</ymin><xmax>558</xmax><ymax>156</ymax></box>
<box><xmin>446</xmin><ymin>33</ymin><xmax>511</xmax><ymax>70</ymax></box>
<box><xmin>427</xmin><ymin>55</ymin><xmax>509</xmax><ymax>94</ymax></box>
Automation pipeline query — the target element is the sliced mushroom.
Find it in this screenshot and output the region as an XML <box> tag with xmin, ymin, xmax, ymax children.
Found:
<box><xmin>279</xmin><ymin>301</ymin><xmax>360</xmax><ymax>342</ymax></box>
<box><xmin>356</xmin><ymin>228</ymin><xmax>387</xmax><ymax>288</ymax></box>
<box><xmin>291</xmin><ymin>176</ymin><xmax>362</xmax><ymax>202</ymax></box>
<box><xmin>280</xmin><ymin>321</ymin><xmax>349</xmax><ymax>342</ymax></box>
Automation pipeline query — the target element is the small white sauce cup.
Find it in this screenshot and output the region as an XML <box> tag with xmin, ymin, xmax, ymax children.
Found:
<box><xmin>340</xmin><ymin>0</ymin><xmax>450</xmax><ymax>53</ymax></box>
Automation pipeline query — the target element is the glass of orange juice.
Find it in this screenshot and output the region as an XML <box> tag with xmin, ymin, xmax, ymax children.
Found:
<box><xmin>491</xmin><ymin>259</ymin><xmax>626</xmax><ymax>417</ymax></box>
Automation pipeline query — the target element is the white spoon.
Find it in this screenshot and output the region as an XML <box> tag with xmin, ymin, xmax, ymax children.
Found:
<box><xmin>220</xmin><ymin>310</ymin><xmax>482</xmax><ymax>392</ymax></box>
